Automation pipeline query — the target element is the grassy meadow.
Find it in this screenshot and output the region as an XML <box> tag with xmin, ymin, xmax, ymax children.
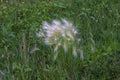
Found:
<box><xmin>0</xmin><ymin>0</ymin><xmax>120</xmax><ymax>80</ymax></box>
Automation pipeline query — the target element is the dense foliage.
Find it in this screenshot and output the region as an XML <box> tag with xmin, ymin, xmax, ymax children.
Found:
<box><xmin>0</xmin><ymin>0</ymin><xmax>120</xmax><ymax>80</ymax></box>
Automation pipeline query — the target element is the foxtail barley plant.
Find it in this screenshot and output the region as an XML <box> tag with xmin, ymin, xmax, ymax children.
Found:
<box><xmin>37</xmin><ymin>19</ymin><xmax>83</xmax><ymax>60</ymax></box>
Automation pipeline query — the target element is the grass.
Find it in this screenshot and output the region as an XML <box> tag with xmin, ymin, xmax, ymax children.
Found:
<box><xmin>0</xmin><ymin>0</ymin><xmax>120</xmax><ymax>80</ymax></box>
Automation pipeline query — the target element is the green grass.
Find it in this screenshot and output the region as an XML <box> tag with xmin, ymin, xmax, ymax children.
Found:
<box><xmin>0</xmin><ymin>0</ymin><xmax>120</xmax><ymax>80</ymax></box>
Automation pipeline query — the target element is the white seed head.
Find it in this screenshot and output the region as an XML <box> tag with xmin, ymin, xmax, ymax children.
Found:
<box><xmin>72</xmin><ymin>47</ymin><xmax>77</xmax><ymax>57</ymax></box>
<box><xmin>36</xmin><ymin>32</ymin><xmax>45</xmax><ymax>38</ymax></box>
<box><xmin>77</xmin><ymin>38</ymin><xmax>81</xmax><ymax>42</ymax></box>
<box><xmin>80</xmin><ymin>50</ymin><xmax>84</xmax><ymax>60</ymax></box>
<box><xmin>40</xmin><ymin>19</ymin><xmax>77</xmax><ymax>45</ymax></box>
<box><xmin>63</xmin><ymin>43</ymin><xmax>67</xmax><ymax>53</ymax></box>
<box><xmin>91</xmin><ymin>45</ymin><xmax>95</xmax><ymax>53</ymax></box>
<box><xmin>37</xmin><ymin>19</ymin><xmax>81</xmax><ymax>59</ymax></box>
<box><xmin>54</xmin><ymin>45</ymin><xmax>59</xmax><ymax>52</ymax></box>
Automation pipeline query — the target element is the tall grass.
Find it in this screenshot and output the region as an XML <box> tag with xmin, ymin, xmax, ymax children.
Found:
<box><xmin>0</xmin><ymin>0</ymin><xmax>120</xmax><ymax>80</ymax></box>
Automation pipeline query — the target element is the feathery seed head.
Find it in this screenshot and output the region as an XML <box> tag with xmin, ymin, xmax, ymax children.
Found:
<box><xmin>72</xmin><ymin>47</ymin><xmax>77</xmax><ymax>57</ymax></box>
<box><xmin>37</xmin><ymin>19</ymin><xmax>81</xmax><ymax>60</ymax></box>
<box><xmin>38</xmin><ymin>19</ymin><xmax>78</xmax><ymax>46</ymax></box>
